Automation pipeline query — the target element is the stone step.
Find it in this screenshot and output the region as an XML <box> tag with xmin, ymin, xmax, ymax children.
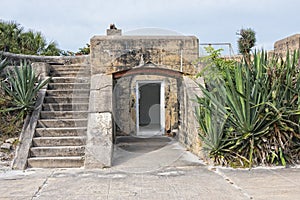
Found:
<box><xmin>50</xmin><ymin>77</ymin><xmax>90</xmax><ymax>84</ymax></box>
<box><xmin>50</xmin><ymin>69</ymin><xmax>91</xmax><ymax>74</ymax></box>
<box><xmin>50</xmin><ymin>65</ymin><xmax>89</xmax><ymax>71</ymax></box>
<box><xmin>27</xmin><ymin>156</ymin><xmax>84</xmax><ymax>168</ymax></box>
<box><xmin>44</xmin><ymin>97</ymin><xmax>89</xmax><ymax>104</ymax></box>
<box><xmin>48</xmin><ymin>83</ymin><xmax>90</xmax><ymax>90</ymax></box>
<box><xmin>30</xmin><ymin>146</ymin><xmax>85</xmax><ymax>157</ymax></box>
<box><xmin>50</xmin><ymin>66</ymin><xmax>83</xmax><ymax>71</ymax></box>
<box><xmin>50</xmin><ymin>71</ymin><xmax>90</xmax><ymax>77</ymax></box>
<box><xmin>42</xmin><ymin>103</ymin><xmax>89</xmax><ymax>111</ymax></box>
<box><xmin>32</xmin><ymin>137</ymin><xmax>86</xmax><ymax>147</ymax></box>
<box><xmin>37</xmin><ymin>119</ymin><xmax>88</xmax><ymax>128</ymax></box>
<box><xmin>35</xmin><ymin>127</ymin><xmax>87</xmax><ymax>137</ymax></box>
<box><xmin>40</xmin><ymin>111</ymin><xmax>88</xmax><ymax>119</ymax></box>
<box><xmin>46</xmin><ymin>89</ymin><xmax>90</xmax><ymax>97</ymax></box>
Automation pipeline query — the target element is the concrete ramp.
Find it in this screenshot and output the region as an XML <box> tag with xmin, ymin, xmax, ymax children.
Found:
<box><xmin>113</xmin><ymin>136</ymin><xmax>204</xmax><ymax>173</ymax></box>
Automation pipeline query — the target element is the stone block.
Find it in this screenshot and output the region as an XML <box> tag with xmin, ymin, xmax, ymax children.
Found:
<box><xmin>1</xmin><ymin>143</ymin><xmax>12</xmax><ymax>150</ymax></box>
<box><xmin>106</xmin><ymin>29</ymin><xmax>122</xmax><ymax>36</ymax></box>
<box><xmin>31</xmin><ymin>62</ymin><xmax>51</xmax><ymax>78</ymax></box>
<box><xmin>89</xmin><ymin>90</ymin><xmax>112</xmax><ymax>113</ymax></box>
<box><xmin>5</xmin><ymin>137</ymin><xmax>18</xmax><ymax>144</ymax></box>
<box><xmin>85</xmin><ymin>112</ymin><xmax>113</xmax><ymax>168</ymax></box>
<box><xmin>89</xmin><ymin>74</ymin><xmax>113</xmax><ymax>113</ymax></box>
<box><xmin>90</xmin><ymin>74</ymin><xmax>112</xmax><ymax>90</ymax></box>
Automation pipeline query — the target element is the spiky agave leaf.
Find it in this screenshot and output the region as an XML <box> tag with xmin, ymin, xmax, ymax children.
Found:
<box><xmin>1</xmin><ymin>61</ymin><xmax>50</xmax><ymax>118</ymax></box>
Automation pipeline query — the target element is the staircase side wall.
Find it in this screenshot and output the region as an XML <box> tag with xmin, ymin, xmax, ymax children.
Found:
<box><xmin>178</xmin><ymin>76</ymin><xmax>206</xmax><ymax>159</ymax></box>
<box><xmin>12</xmin><ymin>89</ymin><xmax>48</xmax><ymax>169</ymax></box>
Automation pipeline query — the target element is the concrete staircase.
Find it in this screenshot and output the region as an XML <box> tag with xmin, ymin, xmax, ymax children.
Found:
<box><xmin>27</xmin><ymin>64</ymin><xmax>90</xmax><ymax>168</ymax></box>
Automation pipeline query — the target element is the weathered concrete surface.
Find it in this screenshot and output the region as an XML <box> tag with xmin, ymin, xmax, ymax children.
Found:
<box><xmin>12</xmin><ymin>89</ymin><xmax>47</xmax><ymax>170</ymax></box>
<box><xmin>2</xmin><ymin>166</ymin><xmax>300</xmax><ymax>200</ymax></box>
<box><xmin>2</xmin><ymin>51</ymin><xmax>89</xmax><ymax>65</ymax></box>
<box><xmin>31</xmin><ymin>62</ymin><xmax>51</xmax><ymax>79</ymax></box>
<box><xmin>0</xmin><ymin>169</ymin><xmax>53</xmax><ymax>199</ymax></box>
<box><xmin>0</xmin><ymin>167</ymin><xmax>239</xmax><ymax>199</ymax></box>
<box><xmin>85</xmin><ymin>113</ymin><xmax>113</xmax><ymax>168</ymax></box>
<box><xmin>113</xmin><ymin>136</ymin><xmax>203</xmax><ymax>173</ymax></box>
<box><xmin>274</xmin><ymin>34</ymin><xmax>300</xmax><ymax>57</ymax></box>
<box><xmin>89</xmin><ymin>74</ymin><xmax>113</xmax><ymax>113</ymax></box>
<box><xmin>179</xmin><ymin>76</ymin><xmax>205</xmax><ymax>159</ymax></box>
<box><xmin>2</xmin><ymin>137</ymin><xmax>300</xmax><ymax>199</ymax></box>
<box><xmin>90</xmin><ymin>35</ymin><xmax>199</xmax><ymax>75</ymax></box>
<box><xmin>219</xmin><ymin>167</ymin><xmax>300</xmax><ymax>200</ymax></box>
<box><xmin>85</xmin><ymin>74</ymin><xmax>113</xmax><ymax>168</ymax></box>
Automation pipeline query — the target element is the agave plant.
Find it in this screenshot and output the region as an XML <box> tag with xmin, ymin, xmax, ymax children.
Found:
<box><xmin>1</xmin><ymin>61</ymin><xmax>50</xmax><ymax>119</ymax></box>
<box><xmin>0</xmin><ymin>56</ymin><xmax>9</xmax><ymax>74</ymax></box>
<box><xmin>265</xmin><ymin>51</ymin><xmax>300</xmax><ymax>165</ymax></box>
<box><xmin>197</xmin><ymin>49</ymin><xmax>300</xmax><ymax>167</ymax></box>
<box><xmin>196</xmin><ymin>81</ymin><xmax>229</xmax><ymax>164</ymax></box>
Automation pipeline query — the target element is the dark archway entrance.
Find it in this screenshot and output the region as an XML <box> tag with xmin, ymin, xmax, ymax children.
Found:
<box><xmin>137</xmin><ymin>81</ymin><xmax>162</xmax><ymax>135</ymax></box>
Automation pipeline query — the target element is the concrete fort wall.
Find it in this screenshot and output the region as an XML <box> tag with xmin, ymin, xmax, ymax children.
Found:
<box><xmin>86</xmin><ymin>29</ymin><xmax>203</xmax><ymax>168</ymax></box>
<box><xmin>274</xmin><ymin>34</ymin><xmax>300</xmax><ymax>57</ymax></box>
<box><xmin>90</xmin><ymin>34</ymin><xmax>199</xmax><ymax>74</ymax></box>
<box><xmin>178</xmin><ymin>76</ymin><xmax>205</xmax><ymax>159</ymax></box>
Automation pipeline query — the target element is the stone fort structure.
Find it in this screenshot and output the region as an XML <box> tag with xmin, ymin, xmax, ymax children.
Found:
<box><xmin>8</xmin><ymin>27</ymin><xmax>297</xmax><ymax>169</ymax></box>
<box><xmin>10</xmin><ymin>27</ymin><xmax>204</xmax><ymax>169</ymax></box>
<box><xmin>274</xmin><ymin>34</ymin><xmax>300</xmax><ymax>57</ymax></box>
<box><xmin>85</xmin><ymin>29</ymin><xmax>203</xmax><ymax>167</ymax></box>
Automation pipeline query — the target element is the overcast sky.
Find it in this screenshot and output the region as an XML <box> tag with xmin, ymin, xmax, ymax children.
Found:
<box><xmin>1</xmin><ymin>0</ymin><xmax>299</xmax><ymax>55</ymax></box>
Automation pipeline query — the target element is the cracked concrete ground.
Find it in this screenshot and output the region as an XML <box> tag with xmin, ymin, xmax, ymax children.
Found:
<box><xmin>1</xmin><ymin>137</ymin><xmax>300</xmax><ymax>199</ymax></box>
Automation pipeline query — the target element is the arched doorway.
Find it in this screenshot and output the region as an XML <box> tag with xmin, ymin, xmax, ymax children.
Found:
<box><xmin>112</xmin><ymin>64</ymin><xmax>183</xmax><ymax>137</ymax></box>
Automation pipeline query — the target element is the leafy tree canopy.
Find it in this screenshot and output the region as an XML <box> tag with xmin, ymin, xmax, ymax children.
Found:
<box><xmin>0</xmin><ymin>20</ymin><xmax>63</xmax><ymax>56</ymax></box>
<box><xmin>237</xmin><ymin>28</ymin><xmax>256</xmax><ymax>55</ymax></box>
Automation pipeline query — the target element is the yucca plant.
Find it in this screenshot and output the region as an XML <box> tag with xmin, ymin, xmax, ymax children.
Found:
<box><xmin>198</xmin><ymin>52</ymin><xmax>275</xmax><ymax>166</ymax></box>
<box><xmin>0</xmin><ymin>57</ymin><xmax>9</xmax><ymax>73</ymax></box>
<box><xmin>1</xmin><ymin>61</ymin><xmax>50</xmax><ymax>119</ymax></box>
<box><xmin>196</xmin><ymin>82</ymin><xmax>231</xmax><ymax>164</ymax></box>
<box><xmin>0</xmin><ymin>55</ymin><xmax>10</xmax><ymax>108</ymax></box>
<box><xmin>197</xmin><ymin>49</ymin><xmax>300</xmax><ymax>167</ymax></box>
<box><xmin>264</xmin><ymin>51</ymin><xmax>300</xmax><ymax>165</ymax></box>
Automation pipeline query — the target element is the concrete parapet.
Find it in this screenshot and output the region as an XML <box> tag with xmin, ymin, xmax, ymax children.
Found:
<box><xmin>12</xmin><ymin>88</ymin><xmax>47</xmax><ymax>169</ymax></box>
<box><xmin>85</xmin><ymin>74</ymin><xmax>113</xmax><ymax>168</ymax></box>
<box><xmin>1</xmin><ymin>51</ymin><xmax>89</xmax><ymax>65</ymax></box>
<box><xmin>178</xmin><ymin>76</ymin><xmax>206</xmax><ymax>159</ymax></box>
<box><xmin>90</xmin><ymin>35</ymin><xmax>199</xmax><ymax>75</ymax></box>
<box><xmin>85</xmin><ymin>112</ymin><xmax>113</xmax><ymax>168</ymax></box>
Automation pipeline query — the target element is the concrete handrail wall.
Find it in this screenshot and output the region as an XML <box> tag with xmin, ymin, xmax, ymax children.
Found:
<box><xmin>1</xmin><ymin>51</ymin><xmax>90</xmax><ymax>65</ymax></box>
<box><xmin>11</xmin><ymin>63</ymin><xmax>51</xmax><ymax>170</ymax></box>
<box><xmin>12</xmin><ymin>88</ymin><xmax>47</xmax><ymax>170</ymax></box>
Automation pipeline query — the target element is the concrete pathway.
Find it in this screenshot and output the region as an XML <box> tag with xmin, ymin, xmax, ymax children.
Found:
<box><xmin>0</xmin><ymin>137</ymin><xmax>300</xmax><ymax>199</ymax></box>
